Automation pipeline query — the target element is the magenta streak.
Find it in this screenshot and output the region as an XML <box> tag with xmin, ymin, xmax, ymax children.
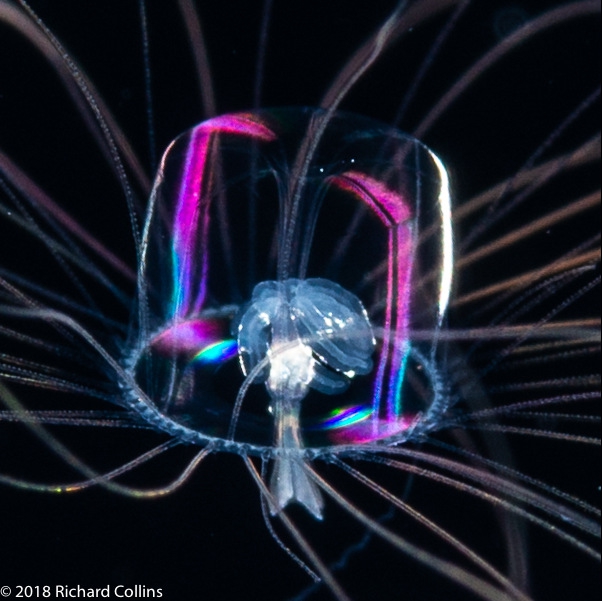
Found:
<box><xmin>172</xmin><ymin>114</ymin><xmax>276</xmax><ymax>319</ymax></box>
<box><xmin>332</xmin><ymin>414</ymin><xmax>416</xmax><ymax>445</ymax></box>
<box><xmin>327</xmin><ymin>171</ymin><xmax>412</xmax><ymax>427</ymax></box>
<box><xmin>150</xmin><ymin>319</ymin><xmax>222</xmax><ymax>356</ymax></box>
<box><xmin>386</xmin><ymin>226</ymin><xmax>413</xmax><ymax>419</ymax></box>
<box><xmin>173</xmin><ymin>128</ymin><xmax>209</xmax><ymax>319</ymax></box>
<box><xmin>326</xmin><ymin>171</ymin><xmax>411</xmax><ymax>227</ymax></box>
<box><xmin>373</xmin><ymin>230</ymin><xmax>394</xmax><ymax>434</ymax></box>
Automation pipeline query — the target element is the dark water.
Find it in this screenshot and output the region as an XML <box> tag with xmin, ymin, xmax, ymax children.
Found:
<box><xmin>0</xmin><ymin>1</ymin><xmax>599</xmax><ymax>600</ymax></box>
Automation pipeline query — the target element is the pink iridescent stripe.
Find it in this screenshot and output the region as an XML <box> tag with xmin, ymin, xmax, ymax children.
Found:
<box><xmin>327</xmin><ymin>171</ymin><xmax>411</xmax><ymax>226</ymax></box>
<box><xmin>328</xmin><ymin>172</ymin><xmax>413</xmax><ymax>426</ymax></box>
<box><xmin>150</xmin><ymin>319</ymin><xmax>223</xmax><ymax>355</ymax></box>
<box><xmin>172</xmin><ymin>114</ymin><xmax>276</xmax><ymax>319</ymax></box>
<box><xmin>385</xmin><ymin>226</ymin><xmax>413</xmax><ymax>418</ymax></box>
<box><xmin>331</xmin><ymin>414</ymin><xmax>417</xmax><ymax>445</ymax></box>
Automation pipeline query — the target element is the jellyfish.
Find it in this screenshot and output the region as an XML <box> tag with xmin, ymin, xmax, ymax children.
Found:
<box><xmin>0</xmin><ymin>1</ymin><xmax>599</xmax><ymax>600</ymax></box>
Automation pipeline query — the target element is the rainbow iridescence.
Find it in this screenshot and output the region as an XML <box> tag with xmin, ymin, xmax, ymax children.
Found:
<box><xmin>132</xmin><ymin>108</ymin><xmax>451</xmax><ymax>452</ymax></box>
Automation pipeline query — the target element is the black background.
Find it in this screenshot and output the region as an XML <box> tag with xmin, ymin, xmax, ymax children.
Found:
<box><xmin>0</xmin><ymin>1</ymin><xmax>600</xmax><ymax>600</ymax></box>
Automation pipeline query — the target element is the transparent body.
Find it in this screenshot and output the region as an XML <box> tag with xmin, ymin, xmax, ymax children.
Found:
<box><xmin>0</xmin><ymin>2</ymin><xmax>599</xmax><ymax>601</ymax></box>
<box><xmin>129</xmin><ymin>107</ymin><xmax>451</xmax><ymax>516</ymax></box>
